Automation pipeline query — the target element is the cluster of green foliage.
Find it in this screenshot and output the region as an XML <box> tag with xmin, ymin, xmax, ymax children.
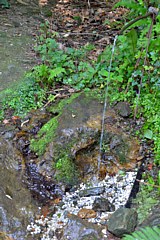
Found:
<box><xmin>32</xmin><ymin>36</ymin><xmax>99</xmax><ymax>90</ymax></box>
<box><xmin>112</xmin><ymin>0</ymin><xmax>160</xmax><ymax>163</ymax></box>
<box><xmin>0</xmin><ymin>78</ymin><xmax>45</xmax><ymax>119</ymax></box>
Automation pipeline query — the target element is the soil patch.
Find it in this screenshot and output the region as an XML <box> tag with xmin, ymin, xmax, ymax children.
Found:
<box><xmin>0</xmin><ymin>0</ymin><xmax>44</xmax><ymax>92</ymax></box>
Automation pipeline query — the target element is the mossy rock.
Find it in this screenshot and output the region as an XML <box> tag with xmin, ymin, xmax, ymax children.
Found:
<box><xmin>30</xmin><ymin>91</ymin><xmax>140</xmax><ymax>185</ymax></box>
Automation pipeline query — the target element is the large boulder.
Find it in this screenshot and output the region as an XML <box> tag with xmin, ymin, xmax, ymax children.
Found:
<box><xmin>107</xmin><ymin>207</ymin><xmax>138</xmax><ymax>237</ymax></box>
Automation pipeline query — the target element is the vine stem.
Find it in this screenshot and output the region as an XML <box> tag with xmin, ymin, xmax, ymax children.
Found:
<box><xmin>136</xmin><ymin>179</ymin><xmax>160</xmax><ymax>189</ymax></box>
<box><xmin>119</xmin><ymin>12</ymin><xmax>152</xmax><ymax>35</ymax></box>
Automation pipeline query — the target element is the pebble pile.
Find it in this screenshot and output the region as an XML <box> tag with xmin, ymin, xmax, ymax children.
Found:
<box><xmin>27</xmin><ymin>170</ymin><xmax>137</xmax><ymax>239</ymax></box>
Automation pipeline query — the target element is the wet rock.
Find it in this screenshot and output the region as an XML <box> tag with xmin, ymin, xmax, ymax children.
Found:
<box><xmin>79</xmin><ymin>186</ymin><xmax>105</xmax><ymax>197</ymax></box>
<box><xmin>115</xmin><ymin>102</ymin><xmax>131</xmax><ymax>117</ymax></box>
<box><xmin>0</xmin><ymin>137</ymin><xmax>38</xmax><ymax>240</ymax></box>
<box><xmin>3</xmin><ymin>131</ymin><xmax>15</xmax><ymax>140</ymax></box>
<box><xmin>25</xmin><ymin>162</ymin><xmax>64</xmax><ymax>202</ymax></box>
<box><xmin>71</xmin><ymin>127</ymin><xmax>99</xmax><ymax>158</ymax></box>
<box><xmin>77</xmin><ymin>208</ymin><xmax>97</xmax><ymax>219</ymax></box>
<box><xmin>93</xmin><ymin>197</ymin><xmax>115</xmax><ymax>212</ymax></box>
<box><xmin>62</xmin><ymin>213</ymin><xmax>103</xmax><ymax>240</ymax></box>
<box><xmin>107</xmin><ymin>207</ymin><xmax>138</xmax><ymax>237</ymax></box>
<box><xmin>0</xmin><ymin>136</ymin><xmax>22</xmax><ymax>171</ymax></box>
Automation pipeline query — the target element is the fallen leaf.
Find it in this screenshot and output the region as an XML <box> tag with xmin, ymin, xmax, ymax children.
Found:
<box><xmin>41</xmin><ymin>205</ymin><xmax>50</xmax><ymax>218</ymax></box>
<box><xmin>3</xmin><ymin>119</ymin><xmax>10</xmax><ymax>124</ymax></box>
<box><xmin>147</xmin><ymin>163</ymin><xmax>153</xmax><ymax>171</ymax></box>
<box><xmin>39</xmin><ymin>0</ymin><xmax>48</xmax><ymax>7</ymax></box>
<box><xmin>77</xmin><ymin>208</ymin><xmax>97</xmax><ymax>219</ymax></box>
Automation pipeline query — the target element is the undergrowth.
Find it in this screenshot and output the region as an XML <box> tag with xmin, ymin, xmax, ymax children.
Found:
<box><xmin>28</xmin><ymin>2</ymin><xmax>159</xmax><ymax>165</ymax></box>
<box><xmin>0</xmin><ymin>77</ymin><xmax>45</xmax><ymax>119</ymax></box>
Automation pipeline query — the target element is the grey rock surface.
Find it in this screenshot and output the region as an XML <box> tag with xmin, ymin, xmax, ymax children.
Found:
<box><xmin>62</xmin><ymin>214</ymin><xmax>103</xmax><ymax>240</ymax></box>
<box><xmin>107</xmin><ymin>207</ymin><xmax>138</xmax><ymax>237</ymax></box>
<box><xmin>115</xmin><ymin>102</ymin><xmax>131</xmax><ymax>117</ymax></box>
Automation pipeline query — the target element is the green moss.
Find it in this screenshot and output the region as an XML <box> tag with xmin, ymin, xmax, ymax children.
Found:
<box><xmin>55</xmin><ymin>153</ymin><xmax>79</xmax><ymax>185</ymax></box>
<box><xmin>30</xmin><ymin>117</ymin><xmax>58</xmax><ymax>155</ymax></box>
<box><xmin>49</xmin><ymin>92</ymin><xmax>81</xmax><ymax>114</ymax></box>
<box><xmin>84</xmin><ymin>88</ymin><xmax>104</xmax><ymax>101</ymax></box>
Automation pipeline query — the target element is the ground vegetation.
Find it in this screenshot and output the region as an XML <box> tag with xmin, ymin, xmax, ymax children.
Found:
<box><xmin>1</xmin><ymin>0</ymin><xmax>159</xmax><ymax>198</ymax></box>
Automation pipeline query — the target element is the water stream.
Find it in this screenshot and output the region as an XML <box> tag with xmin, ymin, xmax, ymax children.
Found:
<box><xmin>98</xmin><ymin>35</ymin><xmax>118</xmax><ymax>173</ymax></box>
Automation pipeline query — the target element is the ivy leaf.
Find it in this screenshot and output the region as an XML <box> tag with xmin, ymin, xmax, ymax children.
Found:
<box><xmin>144</xmin><ymin>129</ymin><xmax>153</xmax><ymax>139</ymax></box>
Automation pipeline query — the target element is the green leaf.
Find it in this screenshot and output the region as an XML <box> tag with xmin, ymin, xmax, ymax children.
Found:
<box><xmin>144</xmin><ymin>129</ymin><xmax>153</xmax><ymax>139</ymax></box>
<box><xmin>49</xmin><ymin>67</ymin><xmax>66</xmax><ymax>80</ymax></box>
<box><xmin>99</xmin><ymin>69</ymin><xmax>108</xmax><ymax>77</ymax></box>
<box><xmin>126</xmin><ymin>29</ymin><xmax>138</xmax><ymax>55</ymax></box>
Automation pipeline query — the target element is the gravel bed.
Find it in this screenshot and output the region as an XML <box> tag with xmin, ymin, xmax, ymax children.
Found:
<box><xmin>27</xmin><ymin>170</ymin><xmax>137</xmax><ymax>239</ymax></box>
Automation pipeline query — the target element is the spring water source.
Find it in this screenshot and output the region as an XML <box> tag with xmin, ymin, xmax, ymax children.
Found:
<box><xmin>98</xmin><ymin>35</ymin><xmax>118</xmax><ymax>174</ymax></box>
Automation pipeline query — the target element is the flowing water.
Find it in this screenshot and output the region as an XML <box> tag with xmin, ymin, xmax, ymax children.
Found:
<box><xmin>98</xmin><ymin>35</ymin><xmax>118</xmax><ymax>173</ymax></box>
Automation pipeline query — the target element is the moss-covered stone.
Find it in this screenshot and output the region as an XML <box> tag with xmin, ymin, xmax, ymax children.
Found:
<box><xmin>30</xmin><ymin>92</ymin><xmax>81</xmax><ymax>156</ymax></box>
<box><xmin>30</xmin><ymin>91</ymin><xmax>140</xmax><ymax>185</ymax></box>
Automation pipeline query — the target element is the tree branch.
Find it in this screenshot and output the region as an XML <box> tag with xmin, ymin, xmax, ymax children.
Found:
<box><xmin>119</xmin><ymin>12</ymin><xmax>152</xmax><ymax>35</ymax></box>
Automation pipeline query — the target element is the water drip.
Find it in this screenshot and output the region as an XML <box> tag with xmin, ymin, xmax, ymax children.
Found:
<box><xmin>98</xmin><ymin>35</ymin><xmax>118</xmax><ymax>174</ymax></box>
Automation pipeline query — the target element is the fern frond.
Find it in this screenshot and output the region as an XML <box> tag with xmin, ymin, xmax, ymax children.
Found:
<box><xmin>123</xmin><ymin>226</ymin><xmax>160</xmax><ymax>240</ymax></box>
